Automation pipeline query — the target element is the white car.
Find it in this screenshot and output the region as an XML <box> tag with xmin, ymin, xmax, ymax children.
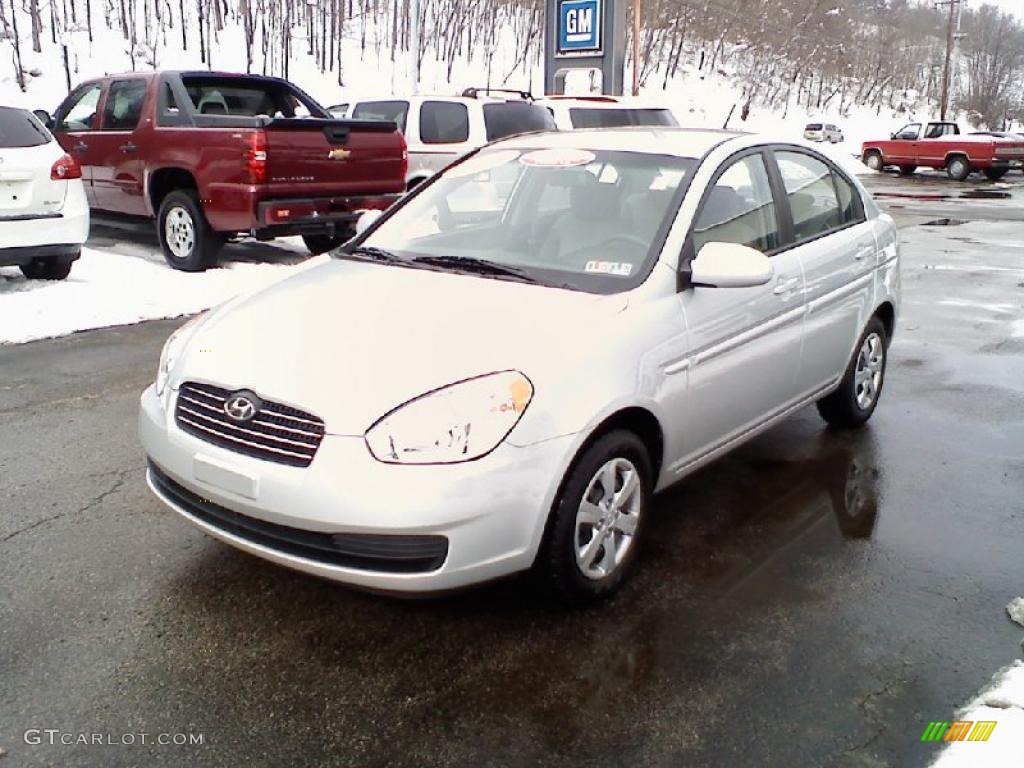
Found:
<box><xmin>140</xmin><ymin>129</ymin><xmax>900</xmax><ymax>603</ymax></box>
<box><xmin>0</xmin><ymin>106</ymin><xmax>88</xmax><ymax>279</ymax></box>
<box><xmin>342</xmin><ymin>90</ymin><xmax>556</xmax><ymax>189</ymax></box>
<box><xmin>537</xmin><ymin>96</ymin><xmax>679</xmax><ymax>130</ymax></box>
<box><xmin>803</xmin><ymin>122</ymin><xmax>845</xmax><ymax>144</ymax></box>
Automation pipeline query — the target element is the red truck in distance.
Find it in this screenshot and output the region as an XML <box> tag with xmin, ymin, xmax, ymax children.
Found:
<box><xmin>861</xmin><ymin>121</ymin><xmax>1024</xmax><ymax>181</ymax></box>
<box><xmin>36</xmin><ymin>71</ymin><xmax>408</xmax><ymax>270</ymax></box>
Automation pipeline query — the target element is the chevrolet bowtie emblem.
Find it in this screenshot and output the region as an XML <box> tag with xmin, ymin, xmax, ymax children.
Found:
<box><xmin>328</xmin><ymin>148</ymin><xmax>351</xmax><ymax>161</ymax></box>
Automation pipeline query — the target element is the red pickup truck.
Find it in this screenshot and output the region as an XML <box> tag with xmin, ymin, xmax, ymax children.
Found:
<box><xmin>861</xmin><ymin>121</ymin><xmax>1024</xmax><ymax>181</ymax></box>
<box><xmin>36</xmin><ymin>71</ymin><xmax>407</xmax><ymax>270</ymax></box>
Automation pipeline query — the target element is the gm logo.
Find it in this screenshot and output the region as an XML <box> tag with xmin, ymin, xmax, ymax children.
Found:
<box><xmin>558</xmin><ymin>0</ymin><xmax>601</xmax><ymax>54</ymax></box>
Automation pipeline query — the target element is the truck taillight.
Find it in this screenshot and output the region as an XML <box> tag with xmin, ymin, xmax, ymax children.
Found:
<box><xmin>400</xmin><ymin>147</ymin><xmax>409</xmax><ymax>182</ymax></box>
<box><xmin>244</xmin><ymin>132</ymin><xmax>267</xmax><ymax>184</ymax></box>
<box><xmin>51</xmin><ymin>153</ymin><xmax>82</xmax><ymax>181</ymax></box>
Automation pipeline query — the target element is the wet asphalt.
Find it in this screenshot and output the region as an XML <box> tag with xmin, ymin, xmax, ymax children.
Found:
<box><xmin>1</xmin><ymin>176</ymin><xmax>1023</xmax><ymax>767</ymax></box>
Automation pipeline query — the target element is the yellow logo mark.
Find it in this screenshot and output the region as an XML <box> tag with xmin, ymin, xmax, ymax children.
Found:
<box><xmin>328</xmin><ymin>148</ymin><xmax>351</xmax><ymax>161</ymax></box>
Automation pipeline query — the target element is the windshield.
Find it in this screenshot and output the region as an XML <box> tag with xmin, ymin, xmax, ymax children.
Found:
<box><xmin>569</xmin><ymin>108</ymin><xmax>678</xmax><ymax>129</ymax></box>
<box><xmin>358</xmin><ymin>147</ymin><xmax>696</xmax><ymax>293</ymax></box>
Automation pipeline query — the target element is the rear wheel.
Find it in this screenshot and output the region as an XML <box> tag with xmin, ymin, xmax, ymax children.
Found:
<box><xmin>157</xmin><ymin>190</ymin><xmax>224</xmax><ymax>271</ymax></box>
<box><xmin>537</xmin><ymin>430</ymin><xmax>652</xmax><ymax>605</ymax></box>
<box><xmin>19</xmin><ymin>254</ymin><xmax>75</xmax><ymax>280</ymax></box>
<box><xmin>863</xmin><ymin>151</ymin><xmax>884</xmax><ymax>171</ymax></box>
<box><xmin>302</xmin><ymin>232</ymin><xmax>351</xmax><ymax>255</ymax></box>
<box><xmin>983</xmin><ymin>167</ymin><xmax>1009</xmax><ymax>181</ymax></box>
<box><xmin>816</xmin><ymin>317</ymin><xmax>888</xmax><ymax>429</ymax></box>
<box><xmin>898</xmin><ymin>165</ymin><xmax>916</xmax><ymax>176</ymax></box>
<box><xmin>946</xmin><ymin>155</ymin><xmax>971</xmax><ymax>181</ymax></box>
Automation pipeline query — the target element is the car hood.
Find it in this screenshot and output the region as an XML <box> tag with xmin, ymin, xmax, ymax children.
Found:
<box><xmin>173</xmin><ymin>258</ymin><xmax>627</xmax><ymax>435</ymax></box>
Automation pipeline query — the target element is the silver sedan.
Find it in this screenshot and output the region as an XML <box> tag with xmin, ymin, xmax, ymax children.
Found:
<box><xmin>139</xmin><ymin>129</ymin><xmax>900</xmax><ymax>603</ymax></box>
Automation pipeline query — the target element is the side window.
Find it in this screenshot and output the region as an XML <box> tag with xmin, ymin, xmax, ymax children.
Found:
<box><xmin>352</xmin><ymin>100</ymin><xmax>408</xmax><ymax>133</ymax></box>
<box><xmin>419</xmin><ymin>101</ymin><xmax>470</xmax><ymax>144</ymax></box>
<box><xmin>57</xmin><ymin>83</ymin><xmax>103</xmax><ymax>131</ymax></box>
<box><xmin>692</xmin><ymin>154</ymin><xmax>779</xmax><ymax>253</ymax></box>
<box><xmin>832</xmin><ymin>169</ymin><xmax>865</xmax><ymax>226</ymax></box>
<box><xmin>776</xmin><ymin>151</ymin><xmax>844</xmax><ymax>240</ymax></box>
<box><xmin>102</xmin><ymin>79</ymin><xmax>147</xmax><ymax>130</ymax></box>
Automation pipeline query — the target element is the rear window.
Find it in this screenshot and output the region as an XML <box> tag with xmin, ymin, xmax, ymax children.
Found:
<box><xmin>568</xmin><ymin>108</ymin><xmax>678</xmax><ymax>129</ymax></box>
<box><xmin>0</xmin><ymin>106</ymin><xmax>51</xmax><ymax>148</ymax></box>
<box><xmin>352</xmin><ymin>100</ymin><xmax>408</xmax><ymax>132</ymax></box>
<box><xmin>181</xmin><ymin>76</ymin><xmax>320</xmax><ymax>117</ymax></box>
<box><xmin>482</xmin><ymin>102</ymin><xmax>556</xmax><ymax>141</ymax></box>
<box><xmin>806</xmin><ymin>123</ymin><xmax>823</xmax><ymax>131</ymax></box>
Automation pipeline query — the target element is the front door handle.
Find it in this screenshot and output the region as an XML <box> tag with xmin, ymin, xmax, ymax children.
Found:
<box><xmin>773</xmin><ymin>277</ymin><xmax>800</xmax><ymax>296</ymax></box>
<box><xmin>73</xmin><ymin>141</ymin><xmax>88</xmax><ymax>152</ymax></box>
<box><xmin>119</xmin><ymin>142</ymin><xmax>137</xmax><ymax>153</ymax></box>
<box><xmin>854</xmin><ymin>246</ymin><xmax>875</xmax><ymax>261</ymax></box>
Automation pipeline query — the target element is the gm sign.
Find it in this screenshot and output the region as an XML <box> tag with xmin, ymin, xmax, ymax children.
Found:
<box><xmin>558</xmin><ymin>0</ymin><xmax>602</xmax><ymax>55</ymax></box>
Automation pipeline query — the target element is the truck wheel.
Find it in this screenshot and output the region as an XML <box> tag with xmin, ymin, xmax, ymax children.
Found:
<box><xmin>983</xmin><ymin>168</ymin><xmax>1008</xmax><ymax>181</ymax></box>
<box><xmin>898</xmin><ymin>165</ymin><xmax>916</xmax><ymax>176</ymax></box>
<box><xmin>302</xmin><ymin>232</ymin><xmax>350</xmax><ymax>255</ymax></box>
<box><xmin>945</xmin><ymin>156</ymin><xmax>970</xmax><ymax>181</ymax></box>
<box><xmin>20</xmin><ymin>255</ymin><xmax>75</xmax><ymax>280</ymax></box>
<box><xmin>158</xmin><ymin>190</ymin><xmax>224</xmax><ymax>272</ymax></box>
<box><xmin>862</xmin><ymin>151</ymin><xmax>884</xmax><ymax>171</ymax></box>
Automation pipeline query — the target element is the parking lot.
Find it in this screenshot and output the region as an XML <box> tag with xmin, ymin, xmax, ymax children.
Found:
<box><xmin>1</xmin><ymin>167</ymin><xmax>1022</xmax><ymax>766</ymax></box>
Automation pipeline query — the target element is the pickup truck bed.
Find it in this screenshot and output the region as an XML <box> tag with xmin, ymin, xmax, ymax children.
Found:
<box><xmin>45</xmin><ymin>71</ymin><xmax>408</xmax><ymax>270</ymax></box>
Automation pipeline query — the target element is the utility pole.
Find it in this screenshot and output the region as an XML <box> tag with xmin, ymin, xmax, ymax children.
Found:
<box><xmin>631</xmin><ymin>0</ymin><xmax>640</xmax><ymax>96</ymax></box>
<box><xmin>409</xmin><ymin>0</ymin><xmax>421</xmax><ymax>95</ymax></box>
<box><xmin>936</xmin><ymin>0</ymin><xmax>961</xmax><ymax>121</ymax></box>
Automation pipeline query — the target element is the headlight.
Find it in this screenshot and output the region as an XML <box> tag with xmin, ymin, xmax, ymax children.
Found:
<box><xmin>155</xmin><ymin>313</ymin><xmax>206</xmax><ymax>396</ymax></box>
<box><xmin>365</xmin><ymin>371</ymin><xmax>533</xmax><ymax>464</ymax></box>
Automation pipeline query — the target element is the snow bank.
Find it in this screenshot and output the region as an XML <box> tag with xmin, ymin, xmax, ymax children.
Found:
<box><xmin>0</xmin><ymin>248</ymin><xmax>325</xmax><ymax>345</ymax></box>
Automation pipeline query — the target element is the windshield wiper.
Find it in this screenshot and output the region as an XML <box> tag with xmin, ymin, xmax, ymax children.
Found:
<box><xmin>339</xmin><ymin>245</ymin><xmax>406</xmax><ymax>263</ymax></box>
<box><xmin>411</xmin><ymin>255</ymin><xmax>537</xmax><ymax>283</ymax></box>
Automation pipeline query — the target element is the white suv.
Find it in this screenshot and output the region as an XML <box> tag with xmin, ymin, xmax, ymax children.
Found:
<box><xmin>804</xmin><ymin>123</ymin><xmax>845</xmax><ymax>143</ymax></box>
<box><xmin>537</xmin><ymin>96</ymin><xmax>679</xmax><ymax>130</ymax></box>
<box><xmin>0</xmin><ymin>106</ymin><xmax>88</xmax><ymax>279</ymax></box>
<box><xmin>341</xmin><ymin>89</ymin><xmax>556</xmax><ymax>189</ymax></box>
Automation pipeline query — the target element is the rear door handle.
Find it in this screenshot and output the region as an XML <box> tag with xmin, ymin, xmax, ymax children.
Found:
<box><xmin>773</xmin><ymin>277</ymin><xmax>800</xmax><ymax>295</ymax></box>
<box><xmin>120</xmin><ymin>142</ymin><xmax>137</xmax><ymax>153</ymax></box>
<box><xmin>73</xmin><ymin>141</ymin><xmax>88</xmax><ymax>152</ymax></box>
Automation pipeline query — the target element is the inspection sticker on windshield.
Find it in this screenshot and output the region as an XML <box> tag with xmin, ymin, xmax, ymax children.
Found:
<box><xmin>520</xmin><ymin>148</ymin><xmax>595</xmax><ymax>168</ymax></box>
<box><xmin>585</xmin><ymin>261</ymin><xmax>633</xmax><ymax>276</ymax></box>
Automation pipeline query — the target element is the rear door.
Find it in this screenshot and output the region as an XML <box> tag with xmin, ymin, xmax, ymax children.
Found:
<box><xmin>52</xmin><ymin>81</ymin><xmax>104</xmax><ymax>205</ymax></box>
<box><xmin>771</xmin><ymin>148</ymin><xmax>875</xmax><ymax>395</ymax></box>
<box><xmin>91</xmin><ymin>77</ymin><xmax>149</xmax><ymax>214</ymax></box>
<box><xmin>0</xmin><ymin>107</ymin><xmax>66</xmax><ymax>220</ymax></box>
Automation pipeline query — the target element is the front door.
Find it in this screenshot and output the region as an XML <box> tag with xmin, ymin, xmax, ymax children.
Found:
<box><xmin>90</xmin><ymin>77</ymin><xmax>148</xmax><ymax>215</ymax></box>
<box><xmin>52</xmin><ymin>82</ymin><xmax>104</xmax><ymax>206</ymax></box>
<box><xmin>672</xmin><ymin>150</ymin><xmax>806</xmax><ymax>472</ymax></box>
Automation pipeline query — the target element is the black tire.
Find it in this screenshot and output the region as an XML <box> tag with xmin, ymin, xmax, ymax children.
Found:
<box><xmin>945</xmin><ymin>155</ymin><xmax>971</xmax><ymax>181</ymax></box>
<box><xmin>157</xmin><ymin>189</ymin><xmax>224</xmax><ymax>271</ymax></box>
<box><xmin>898</xmin><ymin>165</ymin><xmax>916</xmax><ymax>176</ymax></box>
<box><xmin>537</xmin><ymin>429</ymin><xmax>652</xmax><ymax>605</ymax></box>
<box><xmin>19</xmin><ymin>255</ymin><xmax>75</xmax><ymax>280</ymax></box>
<box><xmin>862</xmin><ymin>151</ymin><xmax>884</xmax><ymax>172</ymax></box>
<box><xmin>302</xmin><ymin>232</ymin><xmax>351</xmax><ymax>255</ymax></box>
<box><xmin>817</xmin><ymin>317</ymin><xmax>888</xmax><ymax>429</ymax></box>
<box><xmin>983</xmin><ymin>167</ymin><xmax>1009</xmax><ymax>181</ymax></box>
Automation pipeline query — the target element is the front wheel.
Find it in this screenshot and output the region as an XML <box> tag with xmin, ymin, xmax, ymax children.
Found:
<box><xmin>537</xmin><ymin>430</ymin><xmax>652</xmax><ymax>605</ymax></box>
<box><xmin>983</xmin><ymin>167</ymin><xmax>1009</xmax><ymax>181</ymax></box>
<box><xmin>863</xmin><ymin>151</ymin><xmax>884</xmax><ymax>172</ymax></box>
<box><xmin>816</xmin><ymin>317</ymin><xmax>888</xmax><ymax>429</ymax></box>
<box><xmin>946</xmin><ymin>156</ymin><xmax>971</xmax><ymax>181</ymax></box>
<box><xmin>157</xmin><ymin>190</ymin><xmax>224</xmax><ymax>271</ymax></box>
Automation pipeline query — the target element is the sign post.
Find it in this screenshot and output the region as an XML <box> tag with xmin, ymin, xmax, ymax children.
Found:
<box><xmin>544</xmin><ymin>0</ymin><xmax>627</xmax><ymax>96</ymax></box>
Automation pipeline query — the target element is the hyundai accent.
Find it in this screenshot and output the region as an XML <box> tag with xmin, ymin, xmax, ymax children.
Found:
<box><xmin>140</xmin><ymin>128</ymin><xmax>900</xmax><ymax>603</ymax></box>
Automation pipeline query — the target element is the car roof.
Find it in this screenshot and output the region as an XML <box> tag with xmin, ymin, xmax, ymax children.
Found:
<box><xmin>347</xmin><ymin>94</ymin><xmax>534</xmax><ymax>106</ymax></box>
<box><xmin>536</xmin><ymin>96</ymin><xmax>673</xmax><ymax>110</ymax></box>
<box><xmin>493</xmin><ymin>127</ymin><xmax>747</xmax><ymax>158</ymax></box>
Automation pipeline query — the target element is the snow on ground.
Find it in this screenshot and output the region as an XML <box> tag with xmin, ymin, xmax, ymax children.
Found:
<box><xmin>0</xmin><ymin>248</ymin><xmax>326</xmax><ymax>345</ymax></box>
<box><xmin>929</xmin><ymin>661</ymin><xmax>1024</xmax><ymax>767</ymax></box>
<box><xmin>1008</xmin><ymin>598</ymin><xmax>1024</xmax><ymax>628</ymax></box>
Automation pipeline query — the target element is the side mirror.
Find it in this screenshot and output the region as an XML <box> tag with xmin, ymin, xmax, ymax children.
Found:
<box><xmin>33</xmin><ymin>109</ymin><xmax>54</xmax><ymax>130</ymax></box>
<box><xmin>354</xmin><ymin>209</ymin><xmax>383</xmax><ymax>236</ymax></box>
<box><xmin>690</xmin><ymin>242</ymin><xmax>774</xmax><ymax>288</ymax></box>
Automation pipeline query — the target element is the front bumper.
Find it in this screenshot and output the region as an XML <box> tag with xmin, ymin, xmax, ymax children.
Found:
<box><xmin>139</xmin><ymin>384</ymin><xmax>576</xmax><ymax>593</ymax></box>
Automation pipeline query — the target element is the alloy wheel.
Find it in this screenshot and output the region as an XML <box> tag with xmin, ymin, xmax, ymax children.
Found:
<box><xmin>165</xmin><ymin>206</ymin><xmax>196</xmax><ymax>259</ymax></box>
<box><xmin>574</xmin><ymin>458</ymin><xmax>642</xmax><ymax>580</ymax></box>
<box><xmin>854</xmin><ymin>332</ymin><xmax>884</xmax><ymax>410</ymax></box>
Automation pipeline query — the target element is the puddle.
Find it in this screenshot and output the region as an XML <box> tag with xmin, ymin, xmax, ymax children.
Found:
<box><xmin>922</xmin><ymin>218</ymin><xmax>968</xmax><ymax>226</ymax></box>
<box><xmin>959</xmin><ymin>189</ymin><xmax>1012</xmax><ymax>200</ymax></box>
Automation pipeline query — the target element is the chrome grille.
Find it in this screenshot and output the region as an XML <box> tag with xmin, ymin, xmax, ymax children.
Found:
<box><xmin>175</xmin><ymin>382</ymin><xmax>325</xmax><ymax>467</ymax></box>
